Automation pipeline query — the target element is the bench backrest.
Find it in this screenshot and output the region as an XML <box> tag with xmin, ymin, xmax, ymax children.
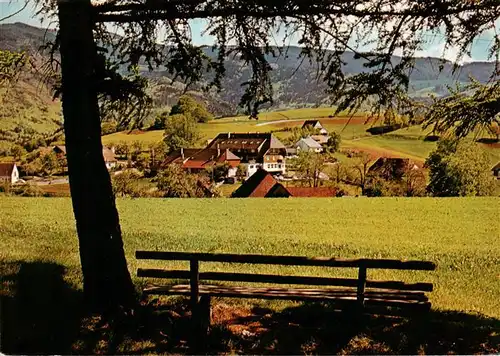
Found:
<box><xmin>136</xmin><ymin>251</ymin><xmax>436</xmax><ymax>305</ymax></box>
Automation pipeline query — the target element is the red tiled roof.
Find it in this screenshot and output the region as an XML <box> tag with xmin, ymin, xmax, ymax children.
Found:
<box><xmin>232</xmin><ymin>169</ymin><xmax>289</xmax><ymax>198</ymax></box>
<box><xmin>218</xmin><ymin>149</ymin><xmax>240</xmax><ymax>161</ymax></box>
<box><xmin>0</xmin><ymin>162</ymin><xmax>16</xmax><ymax>177</ymax></box>
<box><xmin>180</xmin><ymin>148</ymin><xmax>241</xmax><ymax>170</ymax></box>
<box><xmin>182</xmin><ymin>160</ymin><xmax>210</xmax><ymax>169</ymax></box>
<box><xmin>162</xmin><ymin>148</ymin><xmax>202</xmax><ymax>165</ymax></box>
<box><xmin>249</xmin><ymin>173</ymin><xmax>280</xmax><ymax>197</ymax></box>
<box><xmin>287</xmin><ymin>187</ymin><xmax>337</xmax><ymax>197</ymax></box>
<box><xmin>217</xmin><ymin>149</ymin><xmax>240</xmax><ymax>168</ymax></box>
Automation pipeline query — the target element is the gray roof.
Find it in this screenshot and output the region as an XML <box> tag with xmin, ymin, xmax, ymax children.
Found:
<box><xmin>269</xmin><ymin>134</ymin><xmax>286</xmax><ymax>149</ymax></box>
<box><xmin>297</xmin><ymin>136</ymin><xmax>323</xmax><ymax>148</ymax></box>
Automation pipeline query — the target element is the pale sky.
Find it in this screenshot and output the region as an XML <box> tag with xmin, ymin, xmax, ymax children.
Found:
<box><xmin>1</xmin><ymin>0</ymin><xmax>498</xmax><ymax>63</ymax></box>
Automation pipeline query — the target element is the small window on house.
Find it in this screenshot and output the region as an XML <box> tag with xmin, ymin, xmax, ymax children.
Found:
<box><xmin>278</xmin><ymin>164</ymin><xmax>282</xmax><ymax>168</ymax></box>
<box><xmin>250</xmin><ymin>165</ymin><xmax>254</xmax><ymax>169</ymax></box>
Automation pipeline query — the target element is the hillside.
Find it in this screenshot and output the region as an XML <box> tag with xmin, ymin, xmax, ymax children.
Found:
<box><xmin>2</xmin><ymin>22</ymin><xmax>498</xmax><ymax>111</ymax></box>
<box><xmin>1</xmin><ymin>22</ymin><xmax>498</xmax><ymax>156</ymax></box>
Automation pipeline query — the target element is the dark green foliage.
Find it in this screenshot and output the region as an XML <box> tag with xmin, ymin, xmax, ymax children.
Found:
<box><xmin>152</xmin><ymin>110</ymin><xmax>169</xmax><ymax>130</ymax></box>
<box><xmin>348</xmin><ymin>152</ymin><xmax>372</xmax><ymax>194</ymax></box>
<box><xmin>10</xmin><ymin>183</ymin><xmax>45</xmax><ymax>197</ymax></box>
<box><xmin>111</xmin><ymin>169</ymin><xmax>149</xmax><ymax>197</ymax></box>
<box><xmin>0</xmin><ymin>50</ymin><xmax>27</xmax><ymax>85</ymax></box>
<box><xmin>155</xmin><ymin>164</ymin><xmax>210</xmax><ymax>197</ymax></box>
<box><xmin>292</xmin><ymin>151</ymin><xmax>327</xmax><ymax>187</ymax></box>
<box><xmin>0</xmin><ymin>181</ymin><xmax>11</xmax><ymax>194</ymax></box>
<box><xmin>163</xmin><ymin>114</ymin><xmax>201</xmax><ymax>153</ymax></box>
<box><xmin>423</xmin><ymin>80</ymin><xmax>500</xmax><ymax>139</ymax></box>
<box><xmin>170</xmin><ymin>95</ymin><xmax>214</xmax><ymax>123</ymax></box>
<box><xmin>236</xmin><ymin>164</ymin><xmax>247</xmax><ymax>180</ymax></box>
<box><xmin>206</xmin><ymin>162</ymin><xmax>231</xmax><ymax>183</ymax></box>
<box><xmin>326</xmin><ymin>132</ymin><xmax>341</xmax><ymax>153</ymax></box>
<box><xmin>425</xmin><ymin>140</ymin><xmax>495</xmax><ymax>196</ymax></box>
<box><xmin>22</xmin><ymin>151</ymin><xmax>66</xmax><ymax>177</ymax></box>
<box><xmin>101</xmin><ymin>121</ymin><xmax>119</xmax><ymax>135</ymax></box>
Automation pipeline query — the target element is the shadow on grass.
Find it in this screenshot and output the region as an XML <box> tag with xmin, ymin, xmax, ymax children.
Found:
<box><xmin>90</xmin><ymin>298</ymin><xmax>499</xmax><ymax>354</ymax></box>
<box><xmin>1</xmin><ymin>263</ymin><xmax>499</xmax><ymax>354</ymax></box>
<box><xmin>0</xmin><ymin>260</ymin><xmax>84</xmax><ymax>354</ymax></box>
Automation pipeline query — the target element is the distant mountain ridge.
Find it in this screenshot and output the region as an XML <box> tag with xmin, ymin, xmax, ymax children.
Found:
<box><xmin>1</xmin><ymin>22</ymin><xmax>498</xmax><ymax>115</ymax></box>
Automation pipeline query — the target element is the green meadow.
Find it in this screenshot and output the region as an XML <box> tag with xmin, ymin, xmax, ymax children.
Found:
<box><xmin>1</xmin><ymin>196</ymin><xmax>499</xmax><ymax>317</ymax></box>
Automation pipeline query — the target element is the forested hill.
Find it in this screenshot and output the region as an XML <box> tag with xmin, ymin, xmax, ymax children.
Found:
<box><xmin>1</xmin><ymin>21</ymin><xmax>498</xmax><ymax>116</ymax></box>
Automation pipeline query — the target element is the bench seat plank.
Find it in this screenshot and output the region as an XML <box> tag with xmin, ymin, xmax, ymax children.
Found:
<box><xmin>143</xmin><ymin>284</ymin><xmax>430</xmax><ymax>308</ymax></box>
<box><xmin>138</xmin><ymin>269</ymin><xmax>433</xmax><ymax>292</ymax></box>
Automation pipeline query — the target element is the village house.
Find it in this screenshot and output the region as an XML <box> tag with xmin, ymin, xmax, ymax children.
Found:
<box><xmin>162</xmin><ymin>147</ymin><xmax>241</xmax><ymax>178</ymax></box>
<box><xmin>0</xmin><ymin>162</ymin><xmax>20</xmax><ymax>184</ymax></box>
<box><xmin>205</xmin><ymin>133</ymin><xmax>287</xmax><ymax>178</ymax></box>
<box><xmin>232</xmin><ymin>168</ymin><xmax>338</xmax><ymax>198</ymax></box>
<box><xmin>183</xmin><ymin>148</ymin><xmax>240</xmax><ymax>177</ymax></box>
<box><xmin>51</xmin><ymin>145</ymin><xmax>118</xmax><ymax>170</ymax></box>
<box><xmin>310</xmin><ymin>135</ymin><xmax>329</xmax><ymax>145</ymax></box>
<box><xmin>295</xmin><ymin>136</ymin><xmax>323</xmax><ymax>153</ymax></box>
<box><xmin>302</xmin><ymin>120</ymin><xmax>328</xmax><ymax>135</ymax></box>
<box><xmin>231</xmin><ymin>169</ymin><xmax>290</xmax><ymax>197</ymax></box>
<box><xmin>368</xmin><ymin>157</ymin><xmax>419</xmax><ymax>181</ymax></box>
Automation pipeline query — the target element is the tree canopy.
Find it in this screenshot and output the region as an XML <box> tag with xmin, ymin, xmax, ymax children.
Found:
<box><xmin>423</xmin><ymin>80</ymin><xmax>500</xmax><ymax>139</ymax></box>
<box><xmin>170</xmin><ymin>95</ymin><xmax>214</xmax><ymax>123</ymax></box>
<box><xmin>163</xmin><ymin>113</ymin><xmax>202</xmax><ymax>153</ymax></box>
<box><xmin>425</xmin><ymin>140</ymin><xmax>495</xmax><ymax>196</ymax></box>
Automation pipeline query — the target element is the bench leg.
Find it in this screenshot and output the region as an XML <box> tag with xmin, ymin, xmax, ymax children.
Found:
<box><xmin>191</xmin><ymin>295</ymin><xmax>211</xmax><ymax>352</ymax></box>
<box><xmin>199</xmin><ymin>295</ymin><xmax>211</xmax><ymax>334</ymax></box>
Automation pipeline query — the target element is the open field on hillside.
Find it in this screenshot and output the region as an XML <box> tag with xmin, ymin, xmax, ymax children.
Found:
<box><xmin>103</xmin><ymin>107</ymin><xmax>500</xmax><ymax>164</ymax></box>
<box><xmin>1</xmin><ymin>197</ymin><xmax>499</xmax><ymax>317</ymax></box>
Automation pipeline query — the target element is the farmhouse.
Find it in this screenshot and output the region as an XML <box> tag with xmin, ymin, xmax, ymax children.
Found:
<box><xmin>369</xmin><ymin>157</ymin><xmax>419</xmax><ymax>181</ymax></box>
<box><xmin>492</xmin><ymin>162</ymin><xmax>500</xmax><ymax>179</ymax></box>
<box><xmin>163</xmin><ymin>147</ymin><xmax>241</xmax><ymax>177</ymax></box>
<box><xmin>206</xmin><ymin>133</ymin><xmax>287</xmax><ymax>178</ymax></box>
<box><xmin>310</xmin><ymin>134</ymin><xmax>329</xmax><ymax>145</ymax></box>
<box><xmin>183</xmin><ymin>148</ymin><xmax>240</xmax><ymax>176</ymax></box>
<box><xmin>295</xmin><ymin>136</ymin><xmax>323</xmax><ymax>153</ymax></box>
<box><xmin>231</xmin><ymin>169</ymin><xmax>290</xmax><ymax>197</ymax></box>
<box><xmin>51</xmin><ymin>145</ymin><xmax>118</xmax><ymax>170</ymax></box>
<box><xmin>0</xmin><ymin>162</ymin><xmax>20</xmax><ymax>184</ymax></box>
<box><xmin>232</xmin><ymin>168</ymin><xmax>339</xmax><ymax>198</ymax></box>
<box><xmin>302</xmin><ymin>120</ymin><xmax>328</xmax><ymax>135</ymax></box>
<box><xmin>162</xmin><ymin>148</ymin><xmax>202</xmax><ymax>166</ymax></box>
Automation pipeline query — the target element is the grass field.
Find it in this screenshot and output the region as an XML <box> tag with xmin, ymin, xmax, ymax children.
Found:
<box><xmin>1</xmin><ymin>197</ymin><xmax>499</xmax><ymax>354</ymax></box>
<box><xmin>1</xmin><ymin>197</ymin><xmax>499</xmax><ymax>317</ymax></box>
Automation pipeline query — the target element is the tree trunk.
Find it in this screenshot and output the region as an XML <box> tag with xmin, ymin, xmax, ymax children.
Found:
<box><xmin>58</xmin><ymin>0</ymin><xmax>135</xmax><ymax>312</ymax></box>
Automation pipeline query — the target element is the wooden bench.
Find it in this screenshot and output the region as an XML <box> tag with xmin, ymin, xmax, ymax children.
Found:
<box><xmin>136</xmin><ymin>251</ymin><xmax>436</xmax><ymax>330</ymax></box>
